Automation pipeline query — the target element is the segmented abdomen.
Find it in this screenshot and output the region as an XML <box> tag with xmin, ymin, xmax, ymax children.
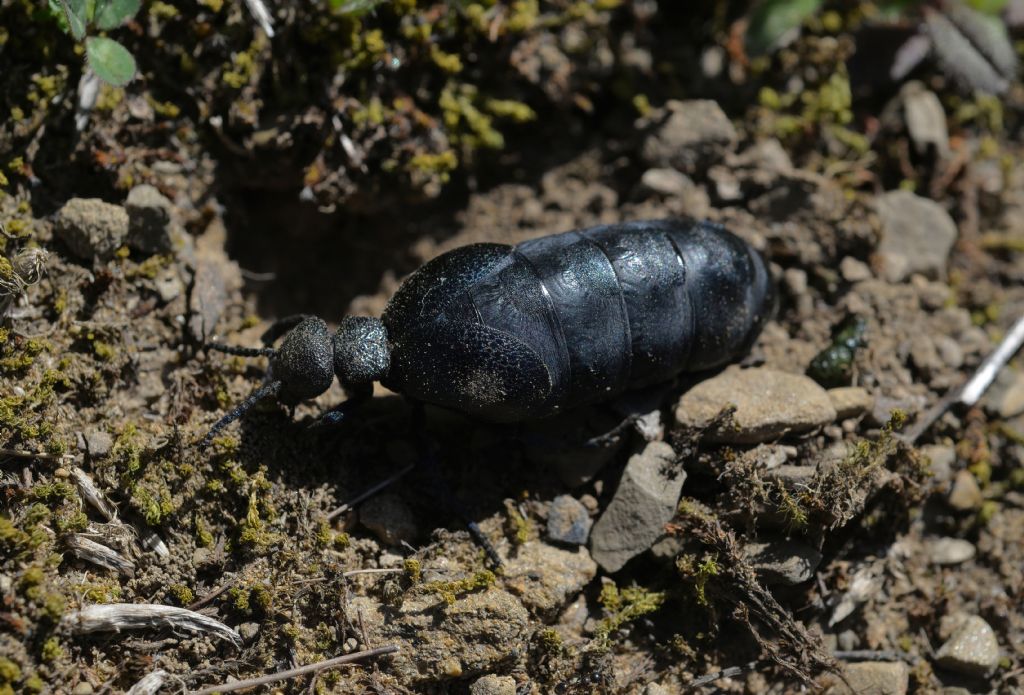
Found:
<box><xmin>506</xmin><ymin>219</ymin><xmax>772</xmax><ymax>411</ymax></box>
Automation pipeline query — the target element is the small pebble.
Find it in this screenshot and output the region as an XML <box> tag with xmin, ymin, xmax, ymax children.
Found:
<box><xmin>839</xmin><ymin>256</ymin><xmax>872</xmax><ymax>282</ymax></box>
<box><xmin>546</xmin><ymin>494</ymin><xmax>592</xmax><ymax>546</ymax></box>
<box><xmin>590</xmin><ymin>441</ymin><xmax>685</xmax><ymax>572</ymax></box>
<box><xmin>743</xmin><ymin>539</ymin><xmax>822</xmax><ymax>586</ymax></box>
<box><xmin>72</xmin><ymin>683</ymin><xmax>94</xmax><ymax>695</ymax></box>
<box><xmin>125</xmin><ymin>184</ymin><xmax>179</xmax><ymax>255</ymax></box>
<box><xmin>237</xmin><ymin>622</ymin><xmax>260</xmax><ymax>642</ymax></box>
<box><xmin>935</xmin><ymin>615</ymin><xmax>1000</xmax><ymax>677</ymax></box>
<box><xmin>927</xmin><ymin>537</ymin><xmax>976</xmax><ymax>566</ymax></box>
<box><xmin>54</xmin><ymin>198</ymin><xmax>129</xmax><ymax>263</ymax></box>
<box><xmin>359</xmin><ymin>493</ymin><xmax>418</xmax><ymax>545</ymax></box>
<box><xmin>827</xmin><ymin>387</ymin><xmax>874</xmax><ymax>420</ymax></box>
<box><xmin>947</xmin><ymin>470</ymin><xmax>983</xmax><ymax>511</ymax></box>
<box><xmin>469</xmin><ymin>675</ymin><xmax>516</xmax><ymax>695</ymax></box>
<box><xmin>875</xmin><ymin>190</ymin><xmax>958</xmax><ymax>282</ymax></box>
<box><xmin>835</xmin><ymin>661</ymin><xmax>908</xmax><ymax>695</ymax></box>
<box><xmin>921</xmin><ymin>444</ymin><xmax>956</xmax><ymax>483</ymax></box>
<box><xmin>642</xmin><ymin>684</ymin><xmax>670</xmax><ymax>695</ymax></box>
<box><xmin>83</xmin><ymin>430</ymin><xmax>114</xmax><ymax>458</ymax></box>
<box><xmin>640</xmin><ymin>168</ymin><xmax>695</xmax><ymax>197</ymax></box>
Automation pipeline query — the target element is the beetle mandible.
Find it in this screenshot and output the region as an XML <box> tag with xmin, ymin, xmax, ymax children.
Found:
<box><xmin>201</xmin><ymin>218</ymin><xmax>775</xmax><ymax>445</ymax></box>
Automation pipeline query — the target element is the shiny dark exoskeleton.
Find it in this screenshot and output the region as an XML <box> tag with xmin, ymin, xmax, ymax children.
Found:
<box><xmin>200</xmin><ymin>218</ymin><xmax>775</xmax><ymax>444</ymax></box>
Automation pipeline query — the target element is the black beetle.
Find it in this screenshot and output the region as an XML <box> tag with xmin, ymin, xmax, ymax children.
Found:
<box><xmin>201</xmin><ymin>218</ymin><xmax>775</xmax><ymax>445</ymax></box>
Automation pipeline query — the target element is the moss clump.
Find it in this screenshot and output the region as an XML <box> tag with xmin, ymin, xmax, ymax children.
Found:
<box><xmin>169</xmin><ymin>584</ymin><xmax>194</xmax><ymax>605</ymax></box>
<box><xmin>0</xmin><ymin>658</ymin><xmax>21</xmax><ymax>684</ymax></box>
<box><xmin>675</xmin><ymin>553</ymin><xmax>720</xmax><ymax>607</ymax></box>
<box><xmin>39</xmin><ymin>637</ymin><xmax>62</xmax><ymax>663</ymax></box>
<box><xmin>41</xmin><ymin>592</ymin><xmax>66</xmax><ymax>620</ymax></box>
<box><xmin>403</xmin><ymin>558</ymin><xmax>421</xmax><ymax>583</ymax></box>
<box><xmin>421</xmin><ymin>570</ymin><xmax>495</xmax><ymax>605</ymax></box>
<box><xmin>594</xmin><ymin>581</ymin><xmax>665</xmax><ymax>642</ymax></box>
<box><xmin>503</xmin><ymin>499</ymin><xmax>531</xmax><ymax>545</ymax></box>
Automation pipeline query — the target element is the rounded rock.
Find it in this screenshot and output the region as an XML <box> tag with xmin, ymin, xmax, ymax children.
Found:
<box><xmin>469</xmin><ymin>674</ymin><xmax>516</xmax><ymax>695</ymax></box>
<box><xmin>54</xmin><ymin>198</ymin><xmax>129</xmax><ymax>262</ymax></box>
<box><xmin>935</xmin><ymin>615</ymin><xmax>1000</xmax><ymax>677</ymax></box>
<box><xmin>546</xmin><ymin>494</ymin><xmax>592</xmax><ymax>546</ymax></box>
<box><xmin>675</xmin><ymin>367</ymin><xmax>837</xmax><ymax>444</ymax></box>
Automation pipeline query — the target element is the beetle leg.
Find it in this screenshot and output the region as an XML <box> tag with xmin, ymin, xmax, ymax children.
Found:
<box><xmin>309</xmin><ymin>382</ymin><xmax>372</xmax><ymax>429</ymax></box>
<box><xmin>409</xmin><ymin>402</ymin><xmax>503</xmax><ymax>568</ymax></box>
<box><xmin>260</xmin><ymin>314</ymin><xmax>313</xmax><ymax>346</ymax></box>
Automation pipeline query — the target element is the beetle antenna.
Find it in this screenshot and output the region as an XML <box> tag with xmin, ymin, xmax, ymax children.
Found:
<box><xmin>200</xmin><ymin>380</ymin><xmax>282</xmax><ymax>449</ymax></box>
<box><xmin>205</xmin><ymin>343</ymin><xmax>276</xmax><ymax>358</ymax></box>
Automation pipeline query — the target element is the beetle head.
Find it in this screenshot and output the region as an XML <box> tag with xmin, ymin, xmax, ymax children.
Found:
<box><xmin>333</xmin><ymin>316</ymin><xmax>390</xmax><ymax>387</ymax></box>
<box><xmin>270</xmin><ymin>316</ymin><xmax>335</xmax><ymax>404</ymax></box>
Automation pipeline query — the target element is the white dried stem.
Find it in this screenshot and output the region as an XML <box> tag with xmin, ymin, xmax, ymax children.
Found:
<box><xmin>70</xmin><ymin>467</ymin><xmax>169</xmax><ymax>558</ymax></box>
<box><xmin>71</xmin><ymin>467</ymin><xmax>118</xmax><ymax>522</ymax></box>
<box><xmin>64</xmin><ymin>534</ymin><xmax>135</xmax><ymax>577</ymax></box>
<box><xmin>242</xmin><ymin>0</ymin><xmax>275</xmax><ymax>38</ymax></box>
<box><xmin>126</xmin><ymin>669</ymin><xmax>170</xmax><ymax>695</ymax></box>
<box><xmin>62</xmin><ymin>604</ymin><xmax>243</xmax><ymax>649</ymax></box>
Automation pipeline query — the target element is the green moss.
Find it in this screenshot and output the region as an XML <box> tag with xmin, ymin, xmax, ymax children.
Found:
<box><xmin>29</xmin><ymin>481</ymin><xmax>74</xmax><ymax>503</ymax></box>
<box><xmin>0</xmin><ymin>515</ymin><xmax>30</xmax><ymax>553</ymax></box>
<box><xmin>53</xmin><ymin>509</ymin><xmax>88</xmax><ymax>534</ymax></box>
<box><xmin>169</xmin><ymin>584</ymin><xmax>194</xmax><ymax>605</ymax></box>
<box><xmin>131</xmin><ymin>484</ymin><xmax>174</xmax><ymax>526</ymax></box>
<box><xmin>251</xmin><ymin>584</ymin><xmax>273</xmax><ymax>611</ymax></box>
<box><xmin>0</xmin><ymin>657</ymin><xmax>21</xmax><ymax>683</ymax></box>
<box><xmin>149</xmin><ymin>0</ymin><xmax>178</xmax><ymax>18</ymax></box>
<box><xmin>420</xmin><ymin>570</ymin><xmax>495</xmax><ymax>605</ymax></box>
<box><xmin>109</xmin><ymin>424</ymin><xmax>143</xmax><ymax>477</ymax></box>
<box><xmin>22</xmin><ymin>675</ymin><xmax>43</xmax><ymax>694</ymax></box>
<box><xmin>41</xmin><ymin>591</ymin><xmax>66</xmax><ymax>620</ymax></box>
<box><xmin>430</xmin><ymin>45</ymin><xmax>463</xmax><ymax>73</ymax></box>
<box><xmin>976</xmin><ymin>500</ymin><xmax>999</xmax><ymax>526</ymax></box>
<box><xmin>403</xmin><ymin>558</ymin><xmax>421</xmax><ymax>583</ymax></box>
<box><xmin>503</xmin><ymin>499</ymin><xmax>531</xmax><ymax>545</ymax></box>
<box><xmin>484</xmin><ymin>98</ymin><xmax>536</xmax><ymax>122</ymax></box>
<box><xmin>39</xmin><ymin>637</ymin><xmax>62</xmax><ymax>663</ymax></box>
<box><xmin>594</xmin><ymin>581</ymin><xmax>665</xmax><ymax>641</ymax></box>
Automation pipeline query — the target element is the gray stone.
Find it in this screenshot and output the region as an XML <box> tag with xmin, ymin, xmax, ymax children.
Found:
<box><xmin>54</xmin><ymin>198</ymin><xmax>129</xmax><ymax>262</ymax></box>
<box><xmin>359</xmin><ymin>493</ymin><xmax>418</xmax><ymax>545</ymax></box>
<box><xmin>984</xmin><ymin>369</ymin><xmax>1024</xmax><ymax>419</ymax></box>
<box><xmin>83</xmin><ymin>430</ymin><xmax>113</xmax><ymax>457</ymax></box>
<box><xmin>935</xmin><ymin>615</ymin><xmax>1000</xmax><ymax>677</ymax></box>
<box><xmin>546</xmin><ymin>495</ymin><xmax>592</xmax><ymax>546</ymax></box>
<box><xmin>237</xmin><ymin>622</ymin><xmax>260</xmax><ymax>642</ymax></box>
<box><xmin>835</xmin><ymin>661</ymin><xmax>909</xmax><ymax>695</ymax></box>
<box><xmin>469</xmin><ymin>675</ymin><xmax>516</xmax><ymax>695</ymax></box>
<box><xmin>675</xmin><ymin>367</ymin><xmax>837</xmax><ymax>444</ymax></box>
<box><xmin>642</xmin><ymin>99</ymin><xmax>737</xmax><ymax>172</ymax></box>
<box><xmin>948</xmin><ymin>470</ymin><xmax>983</xmax><ymax>511</ymax></box>
<box><xmin>927</xmin><ymin>537</ymin><xmax>976</xmax><ymax>566</ymax></box>
<box><xmin>839</xmin><ymin>256</ymin><xmax>872</xmax><ymax>282</ymax></box>
<box><xmin>72</xmin><ymin>683</ymin><xmax>94</xmax><ymax>695</ymax></box>
<box><xmin>640</xmin><ymin>168</ymin><xmax>695</xmax><ymax>196</ymax></box>
<box><xmin>503</xmin><ymin>541</ymin><xmax>596</xmax><ymax>619</ymax></box>
<box><xmin>828</xmin><ymin>387</ymin><xmax>874</xmax><ymax>420</ymax></box>
<box><xmin>125</xmin><ymin>184</ymin><xmax>178</xmax><ymax>255</ymax></box>
<box><xmin>921</xmin><ymin>444</ymin><xmax>956</xmax><ymax>483</ymax></box>
<box><xmin>743</xmin><ymin>539</ymin><xmax>823</xmax><ymax>586</ymax></box>
<box><xmin>875</xmin><ymin>190</ymin><xmax>958</xmax><ymax>282</ymax></box>
<box><xmin>589</xmin><ymin>441</ymin><xmax>685</xmax><ymax>572</ymax></box>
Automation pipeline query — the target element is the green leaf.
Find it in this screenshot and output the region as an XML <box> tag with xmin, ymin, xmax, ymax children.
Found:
<box><xmin>59</xmin><ymin>0</ymin><xmax>88</xmax><ymax>40</ymax></box>
<box><xmin>93</xmin><ymin>0</ymin><xmax>141</xmax><ymax>30</ymax></box>
<box><xmin>745</xmin><ymin>0</ymin><xmax>824</xmax><ymax>56</ymax></box>
<box><xmin>85</xmin><ymin>37</ymin><xmax>137</xmax><ymax>87</ymax></box>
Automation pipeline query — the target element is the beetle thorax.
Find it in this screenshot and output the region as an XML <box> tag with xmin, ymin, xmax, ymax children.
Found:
<box><xmin>333</xmin><ymin>316</ymin><xmax>390</xmax><ymax>386</ymax></box>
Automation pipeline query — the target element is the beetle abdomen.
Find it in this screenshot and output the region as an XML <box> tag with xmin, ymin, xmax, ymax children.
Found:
<box><xmin>382</xmin><ymin>218</ymin><xmax>774</xmax><ymax>422</ymax></box>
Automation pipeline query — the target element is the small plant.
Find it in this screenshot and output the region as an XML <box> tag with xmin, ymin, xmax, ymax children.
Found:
<box><xmin>49</xmin><ymin>0</ymin><xmax>140</xmax><ymax>87</ymax></box>
<box><xmin>745</xmin><ymin>0</ymin><xmax>1017</xmax><ymax>94</ymax></box>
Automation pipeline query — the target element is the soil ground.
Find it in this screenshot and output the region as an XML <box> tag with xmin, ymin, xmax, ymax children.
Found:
<box><xmin>2</xmin><ymin>2</ymin><xmax>1024</xmax><ymax>694</ymax></box>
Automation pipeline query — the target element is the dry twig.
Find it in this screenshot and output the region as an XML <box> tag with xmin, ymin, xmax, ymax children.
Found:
<box><xmin>61</xmin><ymin>604</ymin><xmax>242</xmax><ymax>649</ymax></box>
<box><xmin>190</xmin><ymin>644</ymin><xmax>400</xmax><ymax>694</ymax></box>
